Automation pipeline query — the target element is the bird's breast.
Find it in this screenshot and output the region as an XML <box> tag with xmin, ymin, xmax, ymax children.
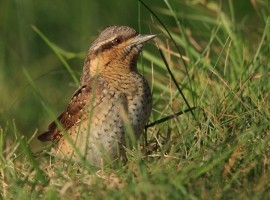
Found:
<box><xmin>122</xmin><ymin>75</ymin><xmax>152</xmax><ymax>137</ymax></box>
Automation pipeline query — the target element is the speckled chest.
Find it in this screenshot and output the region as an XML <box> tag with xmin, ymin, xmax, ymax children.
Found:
<box><xmin>124</xmin><ymin>76</ymin><xmax>152</xmax><ymax>137</ymax></box>
<box><xmin>54</xmin><ymin>73</ymin><xmax>151</xmax><ymax>164</ymax></box>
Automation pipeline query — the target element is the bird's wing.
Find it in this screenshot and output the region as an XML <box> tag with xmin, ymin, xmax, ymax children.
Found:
<box><xmin>38</xmin><ymin>78</ymin><xmax>104</xmax><ymax>142</ymax></box>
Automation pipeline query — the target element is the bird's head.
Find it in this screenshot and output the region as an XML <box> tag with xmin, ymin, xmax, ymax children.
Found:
<box><xmin>84</xmin><ymin>26</ymin><xmax>156</xmax><ymax>79</ymax></box>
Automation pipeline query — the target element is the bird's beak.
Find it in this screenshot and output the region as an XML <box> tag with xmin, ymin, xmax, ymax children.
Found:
<box><xmin>132</xmin><ymin>34</ymin><xmax>156</xmax><ymax>46</ymax></box>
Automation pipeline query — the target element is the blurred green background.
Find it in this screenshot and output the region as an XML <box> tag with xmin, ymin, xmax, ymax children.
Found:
<box><xmin>0</xmin><ymin>0</ymin><xmax>266</xmax><ymax>138</ymax></box>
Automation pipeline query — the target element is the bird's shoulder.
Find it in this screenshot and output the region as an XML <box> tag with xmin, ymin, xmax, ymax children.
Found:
<box><xmin>38</xmin><ymin>77</ymin><xmax>106</xmax><ymax>141</ymax></box>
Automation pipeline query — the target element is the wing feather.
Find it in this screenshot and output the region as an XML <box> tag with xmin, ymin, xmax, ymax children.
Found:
<box><xmin>38</xmin><ymin>78</ymin><xmax>103</xmax><ymax>141</ymax></box>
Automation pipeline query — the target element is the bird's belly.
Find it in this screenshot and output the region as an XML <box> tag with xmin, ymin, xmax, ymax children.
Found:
<box><xmin>128</xmin><ymin>94</ymin><xmax>152</xmax><ymax>138</ymax></box>
<box><xmin>54</xmin><ymin>94</ymin><xmax>125</xmax><ymax>165</ymax></box>
<box><xmin>54</xmin><ymin>88</ymin><xmax>151</xmax><ymax>166</ymax></box>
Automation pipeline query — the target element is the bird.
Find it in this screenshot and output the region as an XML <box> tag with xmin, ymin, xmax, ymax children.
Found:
<box><xmin>38</xmin><ymin>25</ymin><xmax>156</xmax><ymax>166</ymax></box>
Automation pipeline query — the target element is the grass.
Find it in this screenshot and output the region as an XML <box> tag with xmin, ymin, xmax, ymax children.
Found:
<box><xmin>1</xmin><ymin>0</ymin><xmax>270</xmax><ymax>199</ymax></box>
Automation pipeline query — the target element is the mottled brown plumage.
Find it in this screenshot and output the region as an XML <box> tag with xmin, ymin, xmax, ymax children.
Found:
<box><xmin>38</xmin><ymin>26</ymin><xmax>156</xmax><ymax>166</ymax></box>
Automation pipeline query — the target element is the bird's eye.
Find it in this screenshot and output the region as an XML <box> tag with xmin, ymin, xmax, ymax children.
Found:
<box><xmin>98</xmin><ymin>37</ymin><xmax>122</xmax><ymax>52</ymax></box>
<box><xmin>112</xmin><ymin>38</ymin><xmax>121</xmax><ymax>45</ymax></box>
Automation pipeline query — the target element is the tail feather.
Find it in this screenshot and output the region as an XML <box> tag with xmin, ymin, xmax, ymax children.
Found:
<box><xmin>37</xmin><ymin>131</ymin><xmax>54</xmax><ymax>142</ymax></box>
